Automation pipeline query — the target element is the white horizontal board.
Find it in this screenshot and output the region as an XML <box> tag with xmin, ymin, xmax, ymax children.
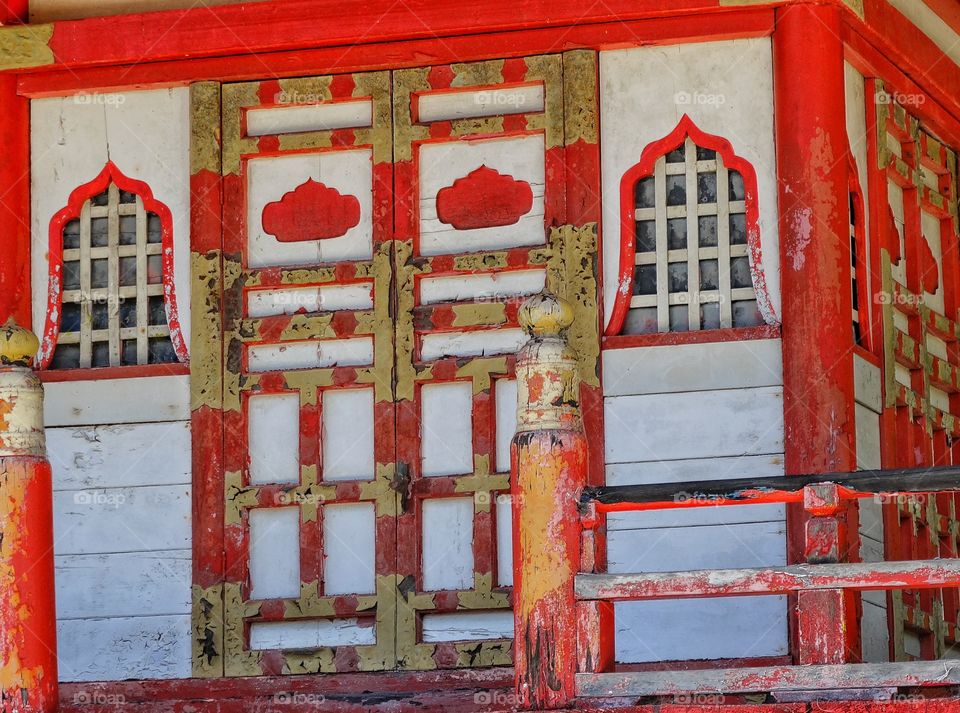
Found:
<box><xmin>249</xmin><ymin>507</ymin><xmax>301</xmax><ymax>600</ymax></box>
<box><xmin>55</xmin><ymin>550</ymin><xmax>190</xmax><ymax>620</ymax></box>
<box><xmin>422</xmin><ymin>497</ymin><xmax>474</xmax><ymax>591</ymax></box>
<box><xmin>417</xmin><ymin>85</ymin><xmax>544</xmax><ymax>122</ymax></box>
<box><xmin>420</xmin><ymin>328</ymin><xmax>526</xmax><ymax>361</ymax></box>
<box><xmin>248</xmin><ymin>337</ymin><xmax>373</xmax><ymax>372</ymax></box>
<box><xmin>248</xmin><ymin>392</ymin><xmax>301</xmax><ymax>485</ymax></box>
<box><xmin>47</xmin><ymin>421</ymin><xmax>191</xmax><ymax>490</ymax></box>
<box><xmin>495</xmin><ymin>379</ymin><xmax>518</xmax><ymax>474</ymax></box>
<box><xmin>44</xmin><ymin>375</ymin><xmax>190</xmax><ymax>426</ymax></box>
<box><xmin>322</xmin><ymin>387</ymin><xmax>375</xmax><ymax>481</ymax></box>
<box><xmin>601</xmin><ymin>339</ymin><xmax>783</xmax><ymax>397</ymax></box>
<box><xmin>247</xmin><ymin>282</ymin><xmax>374</xmax><ymax>317</ymax></box>
<box><xmin>421</xmin><ymin>611</ymin><xmax>514</xmax><ymax>642</ymax></box>
<box><xmin>604</xmin><ymin>387</ymin><xmax>784</xmax><ymax>464</ymax></box>
<box><xmin>419</xmin><ymin>269</ymin><xmax>546</xmax><ymax>305</ymax></box>
<box><xmin>421</xmin><ymin>381</ymin><xmax>474</xmax><ymax>477</ymax></box>
<box><xmin>53</xmin><ymin>484</ymin><xmax>190</xmax><ymax>556</ymax></box>
<box><xmin>322</xmin><ymin>503</ymin><xmax>376</xmax><ymax>595</ymax></box>
<box><xmin>58</xmin><ymin>614</ymin><xmax>191</xmax><ymax>682</ymax></box>
<box><xmin>853</xmin><ymin>354</ymin><xmax>883</xmax><ymax>412</ymax></box>
<box><xmin>246</xmin><ymin>99</ymin><xmax>372</xmax><ymax>136</ymax></box>
<box><xmin>249</xmin><ymin>618</ymin><xmax>376</xmax><ymax>649</ymax></box>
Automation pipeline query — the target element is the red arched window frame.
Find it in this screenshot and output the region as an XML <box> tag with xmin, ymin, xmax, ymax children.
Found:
<box><xmin>38</xmin><ymin>161</ymin><xmax>188</xmax><ymax>370</ymax></box>
<box><xmin>606</xmin><ymin>114</ymin><xmax>777</xmax><ymax>337</ymax></box>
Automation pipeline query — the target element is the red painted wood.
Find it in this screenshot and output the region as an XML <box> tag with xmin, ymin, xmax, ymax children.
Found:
<box><xmin>602</xmin><ymin>324</ymin><xmax>780</xmax><ymax>350</ymax></box>
<box><xmin>435</xmin><ymin>166</ymin><xmax>533</xmax><ymax>230</ymax></box>
<box><xmin>36</xmin><ymin>362</ymin><xmax>190</xmax><ymax>382</ymax></box>
<box><xmin>261</xmin><ymin>179</ymin><xmax>361</xmax><ymax>242</ymax></box>
<box><xmin>0</xmin><ymin>0</ymin><xmax>27</xmax><ymax>24</ymax></box>
<box><xmin>0</xmin><ymin>75</ymin><xmax>30</xmax><ymax>328</ymax></box>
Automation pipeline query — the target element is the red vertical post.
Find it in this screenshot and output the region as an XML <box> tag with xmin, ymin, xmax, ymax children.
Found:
<box><xmin>512</xmin><ymin>294</ymin><xmax>587</xmax><ymax>710</ymax></box>
<box><xmin>0</xmin><ymin>320</ymin><xmax>58</xmax><ymax>712</ymax></box>
<box><xmin>0</xmin><ymin>75</ymin><xmax>30</xmax><ymax>327</ymax></box>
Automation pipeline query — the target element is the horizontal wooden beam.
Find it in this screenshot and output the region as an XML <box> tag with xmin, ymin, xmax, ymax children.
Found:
<box><xmin>575</xmin><ymin>558</ymin><xmax>960</xmax><ymax>601</ymax></box>
<box><xmin>582</xmin><ymin>464</ymin><xmax>960</xmax><ymax>511</ymax></box>
<box><xmin>576</xmin><ymin>660</ymin><xmax>960</xmax><ymax>698</ymax></box>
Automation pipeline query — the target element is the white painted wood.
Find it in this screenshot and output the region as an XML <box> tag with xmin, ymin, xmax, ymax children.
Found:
<box><xmin>861</xmin><ymin>600</ymin><xmax>890</xmax><ymax>663</ymax></box>
<box><xmin>247</xmin><ymin>282</ymin><xmax>374</xmax><ymax>317</ymax></box>
<box><xmin>57</xmin><ymin>614</ymin><xmax>191</xmax><ymax>682</ymax></box>
<box><xmin>419</xmin><ymin>269</ymin><xmax>546</xmax><ymax>305</ymax></box>
<box><xmin>248</xmin><ymin>392</ymin><xmax>301</xmax><ymax>485</ymax></box>
<box><xmin>249</xmin><ymin>507</ymin><xmax>301</xmax><ymax>600</ymax></box>
<box><xmin>322</xmin><ymin>387</ymin><xmax>375</xmax><ymax>481</ymax></box>
<box><xmin>422</xmin><ymin>497</ymin><xmax>474</xmax><ymax>591</ymax></box>
<box><xmin>322</xmin><ymin>503</ymin><xmax>376</xmax><ymax>595</ymax></box>
<box><xmin>420</xmin><ymin>382</ymin><xmax>474</xmax><ymax>477</ymax></box>
<box><xmin>247</xmin><ymin>149</ymin><xmax>373</xmax><ymax>267</ymax></box>
<box><xmin>31</xmin><ymin>88</ymin><xmax>193</xmax><ymax>354</ymax></box>
<box><xmin>47</xmin><ymin>421</ymin><xmax>190</xmax><ymax>490</ymax></box>
<box><xmin>417</xmin><ymin>85</ymin><xmax>545</xmax><ymax>123</ymax></box>
<box><xmin>418</xmin><ymin>134</ymin><xmax>545</xmax><ymax>256</ymax></box>
<box><xmin>55</xmin><ymin>550</ymin><xmax>190</xmax><ymax>620</ymax></box>
<box><xmin>249</xmin><ymin>618</ymin><xmax>376</xmax><ymax>649</ymax></box>
<box><xmin>420</xmin><ymin>328</ymin><xmax>526</xmax><ymax>361</ymax></box>
<box><xmin>604</xmin><ymin>386</ymin><xmax>784</xmax><ymax>464</ymax></box>
<box><xmin>853</xmin><ymin>354</ymin><xmax>882</xmax><ymax>412</ymax></box>
<box><xmin>421</xmin><ymin>611</ymin><xmax>514</xmax><ymax>642</ymax></box>
<box><xmin>599</xmin><ymin>39</ymin><xmax>780</xmax><ymax>329</ymax></box>
<box><xmin>855</xmin><ymin>403</ymin><xmax>882</xmax><ymax>471</ymax></box>
<box><xmin>496</xmin><ymin>494</ymin><xmax>513</xmax><ymax>587</ymax></box>
<box><xmin>53</xmin><ymin>484</ymin><xmax>190</xmax><ymax>556</ymax></box>
<box><xmin>845</xmin><ymin>62</ymin><xmax>873</xmax><ymax>317</ymax></box>
<box><xmin>602</xmin><ymin>339</ymin><xmax>783</xmax><ymax>398</ymax></box>
<box><xmin>921</xmin><ymin>210</ymin><xmax>945</xmax><ymax>314</ymax></box>
<box><xmin>247</xmin><ymin>336</ymin><xmax>374</xmax><ymax>373</ymax></box>
<box><xmin>246</xmin><ymin>99</ymin><xmax>373</xmax><ymax>136</ymax></box>
<box><xmin>494</xmin><ymin>378</ymin><xmax>518</xmax><ymax>473</ymax></box>
<box><xmin>44</xmin><ymin>375</ymin><xmax>190</xmax><ymax>426</ymax></box>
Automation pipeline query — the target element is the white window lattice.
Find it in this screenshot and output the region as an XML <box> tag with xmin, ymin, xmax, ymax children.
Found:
<box><xmin>51</xmin><ymin>182</ymin><xmax>179</xmax><ymax>369</ymax></box>
<box><xmin>623</xmin><ymin>137</ymin><xmax>764</xmax><ymax>335</ymax></box>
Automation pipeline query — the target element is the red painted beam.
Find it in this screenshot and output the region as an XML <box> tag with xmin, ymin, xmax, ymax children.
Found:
<box><xmin>0</xmin><ymin>74</ymin><xmax>30</xmax><ymax>327</ymax></box>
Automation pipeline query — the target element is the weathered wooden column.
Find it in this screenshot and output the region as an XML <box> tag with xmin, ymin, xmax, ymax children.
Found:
<box><xmin>512</xmin><ymin>293</ymin><xmax>587</xmax><ymax>710</ymax></box>
<box><xmin>0</xmin><ymin>320</ymin><xmax>58</xmax><ymax>713</ymax></box>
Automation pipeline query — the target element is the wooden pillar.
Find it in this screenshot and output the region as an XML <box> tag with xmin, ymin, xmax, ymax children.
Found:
<box><xmin>512</xmin><ymin>293</ymin><xmax>587</xmax><ymax>710</ymax></box>
<box><xmin>0</xmin><ymin>320</ymin><xmax>58</xmax><ymax>712</ymax></box>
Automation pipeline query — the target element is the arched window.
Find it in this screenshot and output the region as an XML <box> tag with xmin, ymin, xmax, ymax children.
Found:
<box><xmin>607</xmin><ymin>116</ymin><xmax>774</xmax><ymax>336</ymax></box>
<box><xmin>39</xmin><ymin>162</ymin><xmax>187</xmax><ymax>370</ymax></box>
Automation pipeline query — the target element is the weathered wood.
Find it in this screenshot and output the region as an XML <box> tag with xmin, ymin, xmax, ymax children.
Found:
<box><xmin>575</xmin><ymin>558</ymin><xmax>960</xmax><ymax>602</ymax></box>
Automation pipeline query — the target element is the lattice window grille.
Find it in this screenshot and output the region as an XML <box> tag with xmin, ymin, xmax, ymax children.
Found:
<box><xmin>626</xmin><ymin>136</ymin><xmax>763</xmax><ymax>334</ymax></box>
<box><xmin>850</xmin><ymin>192</ymin><xmax>863</xmax><ymax>345</ymax></box>
<box><xmin>51</xmin><ymin>182</ymin><xmax>178</xmax><ymax>369</ymax></box>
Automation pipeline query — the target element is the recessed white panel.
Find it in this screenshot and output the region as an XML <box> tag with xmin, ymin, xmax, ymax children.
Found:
<box><xmin>249</xmin><ymin>618</ymin><xmax>375</xmax><ymax>649</ymax></box>
<box><xmin>420</xmin><ymin>328</ymin><xmax>526</xmax><ymax>361</ymax></box>
<box><xmin>421</xmin><ymin>611</ymin><xmax>514</xmax><ymax>642</ymax></box>
<box><xmin>322</xmin><ymin>388</ymin><xmax>375</xmax><ymax>481</ymax></box>
<box><xmin>246</xmin><ymin>99</ymin><xmax>373</xmax><ymax>137</ymax></box>
<box><xmin>495</xmin><ymin>379</ymin><xmax>518</xmax><ymax>473</ymax></box>
<box><xmin>422</xmin><ymin>497</ymin><xmax>474</xmax><ymax>591</ymax></box>
<box><xmin>417</xmin><ymin>85</ymin><xmax>545</xmax><ymax>123</ymax></box>
<box><xmin>247</xmin><ymin>282</ymin><xmax>374</xmax><ymax>317</ymax></box>
<box><xmin>249</xmin><ymin>507</ymin><xmax>300</xmax><ymax>600</ymax></box>
<box><xmin>248</xmin><ymin>392</ymin><xmax>300</xmax><ymax>485</ymax></box>
<box><xmin>247</xmin><ymin>337</ymin><xmax>374</xmax><ymax>373</ymax></box>
<box><xmin>496</xmin><ymin>494</ymin><xmax>513</xmax><ymax>587</ymax></box>
<box><xmin>420</xmin><ymin>382</ymin><xmax>473</xmax><ymax>477</ymax></box>
<box><xmin>419</xmin><ymin>269</ymin><xmax>546</xmax><ymax>305</ymax></box>
<box><xmin>322</xmin><ymin>503</ymin><xmax>376</xmax><ymax>595</ymax></box>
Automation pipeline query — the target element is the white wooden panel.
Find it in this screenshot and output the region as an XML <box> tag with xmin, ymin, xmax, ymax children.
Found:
<box><xmin>602</xmin><ymin>339</ymin><xmax>783</xmax><ymax>397</ymax></box>
<box><xmin>420</xmin><ymin>328</ymin><xmax>526</xmax><ymax>361</ymax></box>
<box><xmin>247</xmin><ymin>149</ymin><xmax>373</xmax><ymax>267</ymax></box>
<box><xmin>249</xmin><ymin>507</ymin><xmax>300</xmax><ymax>600</ymax></box>
<box><xmin>859</xmin><ymin>498</ymin><xmax>885</xmax><ymax>545</ymax></box>
<box><xmin>53</xmin><ymin>484</ymin><xmax>190</xmax><ymax>556</ymax></box>
<box><xmin>853</xmin><ymin>354</ymin><xmax>882</xmax><ymax>412</ymax></box>
<box><xmin>247</xmin><ymin>282</ymin><xmax>374</xmax><ymax>317</ymax></box>
<box><xmin>845</xmin><ymin>62</ymin><xmax>872</xmax><ymax>307</ymax></box>
<box><xmin>247</xmin><ymin>336</ymin><xmax>373</xmax><ymax>372</ymax></box>
<box><xmin>855</xmin><ymin>403</ymin><xmax>882</xmax><ymax>471</ymax></box>
<box><xmin>421</xmin><ymin>382</ymin><xmax>474</xmax><ymax>477</ymax></box>
<box><xmin>421</xmin><ymin>611</ymin><xmax>514</xmax><ymax>642</ymax></box>
<box><xmin>246</xmin><ymin>99</ymin><xmax>372</xmax><ymax>136</ymax></box>
<box><xmin>322</xmin><ymin>503</ymin><xmax>376</xmax><ymax>595</ymax></box>
<box><xmin>419</xmin><ymin>269</ymin><xmax>546</xmax><ymax>305</ymax></box>
<box><xmin>249</xmin><ymin>619</ymin><xmax>376</xmax><ymax>649</ymax></box>
<box><xmin>604</xmin><ymin>386</ymin><xmax>784</xmax><ymax>464</ymax></box>
<box><xmin>32</xmin><ymin>88</ymin><xmax>193</xmax><ymax>354</ymax></box>
<box><xmin>48</xmin><ymin>421</ymin><xmax>190</xmax><ymax>490</ymax></box>
<box><xmin>921</xmin><ymin>210</ymin><xmax>945</xmax><ymax>313</ymax></box>
<box><xmin>600</xmin><ymin>39</ymin><xmax>780</xmax><ymax>329</ymax></box>
<box><xmin>496</xmin><ymin>495</ymin><xmax>513</xmax><ymax>587</ymax></box>
<box><xmin>861</xmin><ymin>600</ymin><xmax>890</xmax><ymax>663</ymax></box>
<box><xmin>417</xmin><ymin>85</ymin><xmax>545</xmax><ymax>122</ymax></box>
<box><xmin>495</xmin><ymin>378</ymin><xmax>518</xmax><ymax>473</ymax></box>
<box><xmin>322</xmin><ymin>387</ymin><xmax>375</xmax><ymax>481</ymax></box>
<box><xmin>58</xmin><ymin>615</ymin><xmax>191</xmax><ymax>682</ymax></box>
<box><xmin>44</xmin><ymin>375</ymin><xmax>190</xmax><ymax>426</ymax></box>
<box><xmin>419</xmin><ymin>135</ymin><xmax>545</xmax><ymax>255</ymax></box>
<box><xmin>55</xmin><ymin>550</ymin><xmax>190</xmax><ymax>620</ymax></box>
<box><xmin>422</xmin><ymin>497</ymin><xmax>474</xmax><ymax>591</ymax></box>
<box><xmin>248</xmin><ymin>392</ymin><xmax>300</xmax><ymax>485</ymax></box>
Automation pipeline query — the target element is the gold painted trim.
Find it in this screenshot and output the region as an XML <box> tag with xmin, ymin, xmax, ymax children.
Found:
<box><xmin>0</xmin><ymin>24</ymin><xmax>54</xmax><ymax>71</ymax></box>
